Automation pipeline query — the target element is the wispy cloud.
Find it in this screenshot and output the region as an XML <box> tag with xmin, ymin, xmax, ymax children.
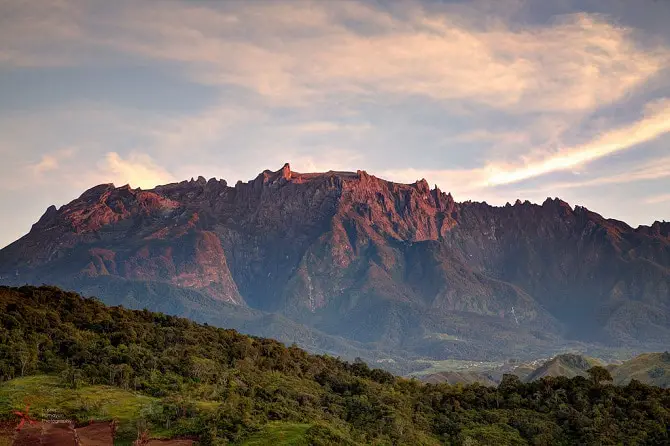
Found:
<box><xmin>23</xmin><ymin>149</ymin><xmax>174</xmax><ymax>191</ymax></box>
<box><xmin>645</xmin><ymin>194</ymin><xmax>670</xmax><ymax>205</ymax></box>
<box><xmin>485</xmin><ymin>99</ymin><xmax>670</xmax><ymax>185</ymax></box>
<box><xmin>379</xmin><ymin>167</ymin><xmax>488</xmax><ymax>200</ymax></box>
<box><xmin>145</xmin><ymin>106</ymin><xmax>262</xmax><ymax>155</ymax></box>
<box><xmin>0</xmin><ymin>0</ymin><xmax>86</xmax><ymax>67</ymax></box>
<box><xmin>101</xmin><ymin>152</ymin><xmax>174</xmax><ymax>189</ymax></box>
<box><xmin>380</xmin><ymin>101</ymin><xmax>670</xmax><ymax>201</ymax></box>
<box><xmin>7</xmin><ymin>1</ymin><xmax>660</xmax><ymax>112</ymax></box>
<box><xmin>29</xmin><ymin>148</ymin><xmax>76</xmax><ymax>174</ymax></box>
<box><xmin>540</xmin><ymin>156</ymin><xmax>670</xmax><ymax>191</ymax></box>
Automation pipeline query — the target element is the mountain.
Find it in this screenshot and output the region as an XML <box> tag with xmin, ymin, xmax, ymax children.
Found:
<box><xmin>523</xmin><ymin>354</ymin><xmax>602</xmax><ymax>382</ymax></box>
<box><xmin>1</xmin><ymin>285</ymin><xmax>669</xmax><ymax>445</ymax></box>
<box><xmin>1</xmin><ymin>164</ymin><xmax>669</xmax><ymax>362</ymax></box>
<box><xmin>419</xmin><ymin>353</ymin><xmax>670</xmax><ymax>388</ymax></box>
<box><xmin>609</xmin><ymin>352</ymin><xmax>670</xmax><ymax>388</ymax></box>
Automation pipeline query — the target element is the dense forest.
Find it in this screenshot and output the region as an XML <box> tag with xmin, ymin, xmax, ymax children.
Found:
<box><xmin>1</xmin><ymin>286</ymin><xmax>670</xmax><ymax>445</ymax></box>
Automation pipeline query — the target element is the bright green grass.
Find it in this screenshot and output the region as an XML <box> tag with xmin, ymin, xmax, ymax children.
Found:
<box><xmin>0</xmin><ymin>375</ymin><xmax>225</xmax><ymax>444</ymax></box>
<box><xmin>240</xmin><ymin>422</ymin><xmax>311</xmax><ymax>446</ymax></box>
<box><xmin>0</xmin><ymin>375</ymin><xmax>159</xmax><ymax>444</ymax></box>
<box><xmin>0</xmin><ymin>375</ymin><xmax>154</xmax><ymax>425</ymax></box>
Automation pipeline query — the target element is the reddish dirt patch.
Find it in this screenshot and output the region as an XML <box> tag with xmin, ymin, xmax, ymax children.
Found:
<box><xmin>41</xmin><ymin>423</ymin><xmax>76</xmax><ymax>446</ymax></box>
<box><xmin>13</xmin><ymin>422</ymin><xmax>76</xmax><ymax>446</ymax></box>
<box><xmin>75</xmin><ymin>422</ymin><xmax>114</xmax><ymax>446</ymax></box>
<box><xmin>12</xmin><ymin>423</ymin><xmax>42</xmax><ymax>446</ymax></box>
<box><xmin>0</xmin><ymin>421</ymin><xmax>16</xmax><ymax>445</ymax></box>
<box><xmin>146</xmin><ymin>441</ymin><xmax>194</xmax><ymax>445</ymax></box>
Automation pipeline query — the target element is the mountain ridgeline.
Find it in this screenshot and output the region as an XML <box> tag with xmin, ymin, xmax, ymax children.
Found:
<box><xmin>1</xmin><ymin>164</ymin><xmax>669</xmax><ymax>363</ymax></box>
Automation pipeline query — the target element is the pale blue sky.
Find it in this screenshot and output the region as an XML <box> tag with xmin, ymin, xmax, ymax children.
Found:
<box><xmin>1</xmin><ymin>0</ymin><xmax>669</xmax><ymax>248</ymax></box>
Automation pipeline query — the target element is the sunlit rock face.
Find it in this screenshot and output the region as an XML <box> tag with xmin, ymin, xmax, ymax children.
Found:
<box><xmin>1</xmin><ymin>164</ymin><xmax>669</xmax><ymax>355</ymax></box>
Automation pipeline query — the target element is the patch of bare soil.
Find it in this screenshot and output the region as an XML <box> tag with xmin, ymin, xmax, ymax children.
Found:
<box><xmin>0</xmin><ymin>422</ymin><xmax>16</xmax><ymax>446</ymax></box>
<box><xmin>75</xmin><ymin>422</ymin><xmax>114</xmax><ymax>446</ymax></box>
<box><xmin>145</xmin><ymin>440</ymin><xmax>194</xmax><ymax>445</ymax></box>
<box><xmin>14</xmin><ymin>422</ymin><xmax>76</xmax><ymax>446</ymax></box>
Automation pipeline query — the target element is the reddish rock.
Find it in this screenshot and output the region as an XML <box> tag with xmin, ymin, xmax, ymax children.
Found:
<box><xmin>1</xmin><ymin>164</ymin><xmax>669</xmax><ymax>352</ymax></box>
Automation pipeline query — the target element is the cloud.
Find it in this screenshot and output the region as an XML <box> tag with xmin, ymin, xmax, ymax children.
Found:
<box><xmin>540</xmin><ymin>156</ymin><xmax>670</xmax><ymax>191</ymax></box>
<box><xmin>380</xmin><ymin>104</ymin><xmax>670</xmax><ymax>202</ymax></box>
<box><xmin>100</xmin><ymin>3</ymin><xmax>669</xmax><ymax>112</ymax></box>
<box><xmin>289</xmin><ymin>122</ymin><xmax>372</xmax><ymax>134</ymax></box>
<box><xmin>379</xmin><ymin>167</ymin><xmax>488</xmax><ymax>201</ymax></box>
<box><xmin>485</xmin><ymin>99</ymin><xmax>670</xmax><ymax>185</ymax></box>
<box><xmin>8</xmin><ymin>2</ymin><xmax>661</xmax><ymax>111</ymax></box>
<box><xmin>645</xmin><ymin>194</ymin><xmax>670</xmax><ymax>205</ymax></box>
<box><xmin>28</xmin><ymin>147</ymin><xmax>76</xmax><ymax>174</ymax></box>
<box><xmin>31</xmin><ymin>155</ymin><xmax>59</xmax><ymax>174</ymax></box>
<box><xmin>0</xmin><ymin>0</ymin><xmax>87</xmax><ymax>67</ymax></box>
<box><xmin>100</xmin><ymin>152</ymin><xmax>174</xmax><ymax>189</ymax></box>
<box><xmin>145</xmin><ymin>106</ymin><xmax>261</xmax><ymax>155</ymax></box>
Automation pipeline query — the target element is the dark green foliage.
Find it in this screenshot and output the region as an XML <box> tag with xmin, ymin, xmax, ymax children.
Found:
<box><xmin>587</xmin><ymin>366</ymin><xmax>613</xmax><ymax>384</ymax></box>
<box><xmin>1</xmin><ymin>286</ymin><xmax>670</xmax><ymax>445</ymax></box>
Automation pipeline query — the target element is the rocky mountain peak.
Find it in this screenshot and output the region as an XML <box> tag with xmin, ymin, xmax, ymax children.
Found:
<box><xmin>79</xmin><ymin>183</ymin><xmax>116</xmax><ymax>200</ymax></box>
<box><xmin>1</xmin><ymin>165</ymin><xmax>669</xmax><ymax>359</ymax></box>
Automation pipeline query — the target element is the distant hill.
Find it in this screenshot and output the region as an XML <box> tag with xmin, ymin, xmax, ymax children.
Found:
<box><xmin>422</xmin><ymin>370</ymin><xmax>498</xmax><ymax>386</ymax></box>
<box><xmin>1</xmin><ymin>285</ymin><xmax>670</xmax><ymax>445</ymax></box>
<box><xmin>524</xmin><ymin>354</ymin><xmax>603</xmax><ymax>382</ymax></box>
<box><xmin>1</xmin><ymin>164</ymin><xmax>669</xmax><ymax>363</ymax></box>
<box><xmin>417</xmin><ymin>352</ymin><xmax>670</xmax><ymax>389</ymax></box>
<box><xmin>610</xmin><ymin>352</ymin><xmax>670</xmax><ymax>388</ymax></box>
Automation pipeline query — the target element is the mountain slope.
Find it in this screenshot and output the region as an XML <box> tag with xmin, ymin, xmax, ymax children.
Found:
<box><xmin>524</xmin><ymin>354</ymin><xmax>602</xmax><ymax>382</ymax></box>
<box><xmin>1</xmin><ymin>164</ymin><xmax>669</xmax><ymax>360</ymax></box>
<box><xmin>610</xmin><ymin>352</ymin><xmax>670</xmax><ymax>388</ymax></box>
<box><xmin>1</xmin><ymin>285</ymin><xmax>669</xmax><ymax>445</ymax></box>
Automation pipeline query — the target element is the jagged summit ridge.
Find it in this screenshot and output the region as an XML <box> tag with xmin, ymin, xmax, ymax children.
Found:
<box><xmin>1</xmin><ymin>163</ymin><xmax>669</xmax><ymax>360</ymax></box>
<box><xmin>64</xmin><ymin>163</ymin><xmax>604</xmax><ymax>222</ymax></box>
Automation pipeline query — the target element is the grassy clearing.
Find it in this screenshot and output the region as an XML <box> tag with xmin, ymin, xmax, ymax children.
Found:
<box><xmin>409</xmin><ymin>359</ymin><xmax>503</xmax><ymax>377</ymax></box>
<box><xmin>0</xmin><ymin>375</ymin><xmax>154</xmax><ymax>426</ymax></box>
<box><xmin>240</xmin><ymin>422</ymin><xmax>311</xmax><ymax>446</ymax></box>
<box><xmin>424</xmin><ymin>332</ymin><xmax>464</xmax><ymax>342</ymax></box>
<box><xmin>0</xmin><ymin>375</ymin><xmax>223</xmax><ymax>443</ymax></box>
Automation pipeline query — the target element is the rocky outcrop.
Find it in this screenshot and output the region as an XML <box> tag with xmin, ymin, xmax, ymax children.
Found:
<box><xmin>1</xmin><ymin>164</ymin><xmax>669</xmax><ymax>358</ymax></box>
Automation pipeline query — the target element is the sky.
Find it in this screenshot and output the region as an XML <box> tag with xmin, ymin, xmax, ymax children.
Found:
<box><xmin>1</xmin><ymin>0</ymin><xmax>669</xmax><ymax>248</ymax></box>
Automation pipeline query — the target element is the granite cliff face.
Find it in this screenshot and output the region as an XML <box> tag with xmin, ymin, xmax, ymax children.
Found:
<box><xmin>1</xmin><ymin>164</ymin><xmax>669</xmax><ymax>360</ymax></box>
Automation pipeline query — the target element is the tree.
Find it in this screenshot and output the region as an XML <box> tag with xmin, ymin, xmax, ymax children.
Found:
<box><xmin>587</xmin><ymin>366</ymin><xmax>613</xmax><ymax>385</ymax></box>
<box><xmin>499</xmin><ymin>374</ymin><xmax>522</xmax><ymax>394</ymax></box>
<box><xmin>17</xmin><ymin>344</ymin><xmax>36</xmax><ymax>377</ymax></box>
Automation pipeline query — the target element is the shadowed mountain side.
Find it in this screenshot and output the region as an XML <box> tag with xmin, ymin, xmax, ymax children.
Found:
<box><xmin>1</xmin><ymin>164</ymin><xmax>669</xmax><ymax>361</ymax></box>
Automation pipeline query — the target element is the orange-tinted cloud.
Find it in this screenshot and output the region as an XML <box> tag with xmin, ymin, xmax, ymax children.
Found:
<box><xmin>486</xmin><ymin>99</ymin><xmax>670</xmax><ymax>185</ymax></box>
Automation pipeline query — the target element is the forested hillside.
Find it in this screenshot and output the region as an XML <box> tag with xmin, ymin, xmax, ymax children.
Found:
<box><xmin>1</xmin><ymin>286</ymin><xmax>670</xmax><ymax>445</ymax></box>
